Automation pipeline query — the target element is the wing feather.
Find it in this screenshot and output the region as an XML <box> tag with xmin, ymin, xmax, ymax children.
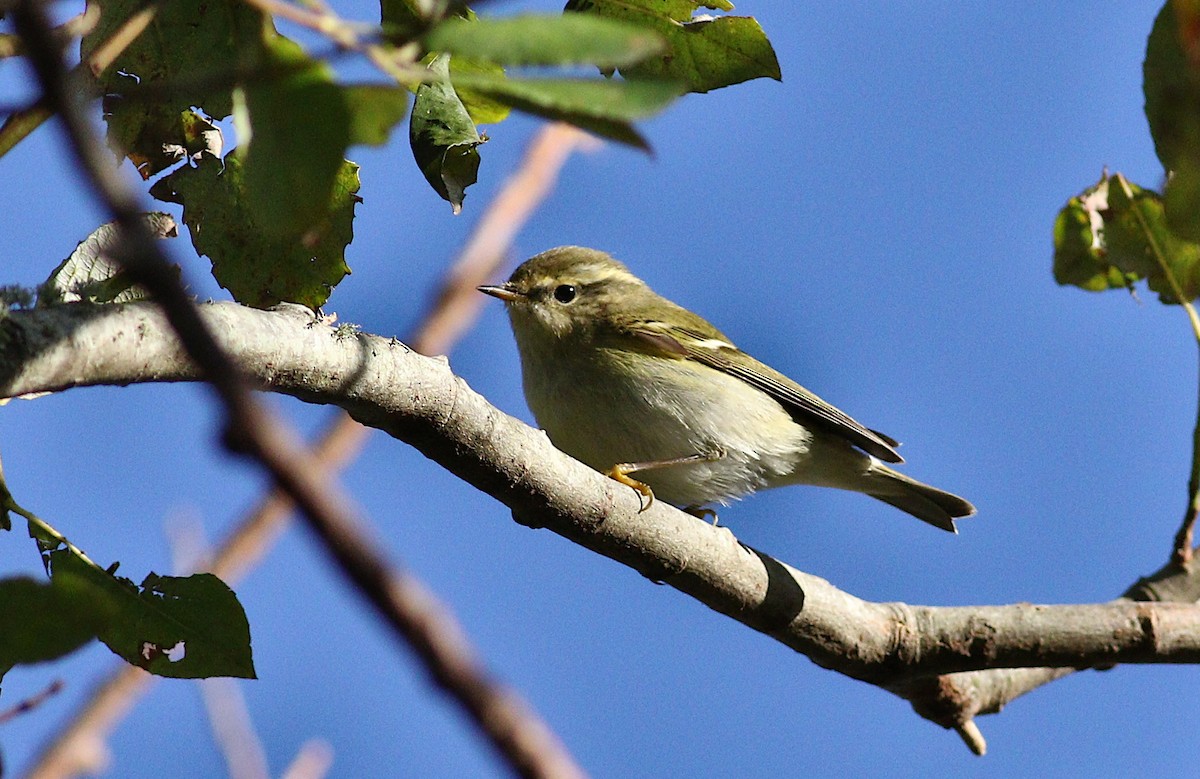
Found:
<box><xmin>625</xmin><ymin>321</ymin><xmax>904</xmax><ymax>463</ymax></box>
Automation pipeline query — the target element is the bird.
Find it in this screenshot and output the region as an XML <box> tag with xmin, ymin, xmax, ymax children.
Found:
<box><xmin>479</xmin><ymin>246</ymin><xmax>975</xmax><ymax>532</ymax></box>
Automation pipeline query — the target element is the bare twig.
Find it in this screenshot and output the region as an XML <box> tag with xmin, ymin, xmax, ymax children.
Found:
<box><xmin>413</xmin><ymin>123</ymin><xmax>599</xmax><ymax>355</ymax></box>
<box><xmin>12</xmin><ymin>3</ymin><xmax>584</xmax><ymax>777</ymax></box>
<box><xmin>234</xmin><ymin>0</ymin><xmax>422</xmax><ymax>83</ymax></box>
<box><xmin>280</xmin><ymin>740</ymin><xmax>334</xmax><ymax>779</ymax></box>
<box><xmin>23</xmin><ymin>413</ymin><xmax>360</xmax><ymax>779</ymax></box>
<box><xmin>0</xmin><ymin>679</ymin><xmax>64</xmax><ymax>725</ymax></box>
<box><xmin>167</xmin><ymin>515</ymin><xmax>271</xmax><ymax>779</ymax></box>
<box><xmin>0</xmin><ymin>103</ymin><xmax>52</xmax><ymax>159</ymax></box>
<box><xmin>1115</xmin><ymin>172</ymin><xmax>1200</xmax><ymax>566</ymax></box>
<box><xmin>0</xmin><ymin>6</ymin><xmax>99</xmax><ymax>59</ymax></box>
<box><xmin>19</xmin><ymin>122</ymin><xmax>589</xmax><ymax>779</ymax></box>
<box><xmin>0</xmin><ymin>2</ymin><xmax>157</xmax><ymax>162</ymax></box>
<box><xmin>198</xmin><ymin>678</ymin><xmax>271</xmax><ymax>779</ymax></box>
<box><xmin>83</xmin><ymin>5</ymin><xmax>157</xmax><ymax>77</ymax></box>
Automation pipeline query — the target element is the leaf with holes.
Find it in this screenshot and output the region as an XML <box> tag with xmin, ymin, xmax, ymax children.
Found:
<box><xmin>1054</xmin><ymin>173</ymin><xmax>1200</xmax><ymax>304</ymax></box>
<box><xmin>81</xmin><ymin>0</ymin><xmax>265</xmax><ymax>176</ymax></box>
<box><xmin>48</xmin><ymin>550</ymin><xmax>255</xmax><ymax>679</ymax></box>
<box><xmin>152</xmin><ymin>154</ymin><xmax>358</xmax><ymax>309</ymax></box>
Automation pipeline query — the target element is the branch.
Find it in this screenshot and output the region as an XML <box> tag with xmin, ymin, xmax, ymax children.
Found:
<box><xmin>11</xmin><ymin>3</ymin><xmax>585</xmax><ymax>777</ymax></box>
<box><xmin>5</xmin><ymin>301</ymin><xmax>1200</xmax><ymax>686</ymax></box>
<box><xmin>895</xmin><ymin>547</ymin><xmax>1200</xmax><ymax>755</ymax></box>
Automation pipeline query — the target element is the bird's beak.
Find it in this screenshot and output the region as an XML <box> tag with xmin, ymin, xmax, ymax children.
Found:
<box><xmin>478</xmin><ymin>283</ymin><xmax>521</xmax><ymax>302</ymax></box>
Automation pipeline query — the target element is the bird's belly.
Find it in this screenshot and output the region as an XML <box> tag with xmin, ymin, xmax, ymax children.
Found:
<box><xmin>522</xmin><ymin>352</ymin><xmax>812</xmax><ymax>507</ymax></box>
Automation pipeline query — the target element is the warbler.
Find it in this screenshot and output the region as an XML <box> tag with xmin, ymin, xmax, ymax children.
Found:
<box><xmin>479</xmin><ymin>246</ymin><xmax>975</xmax><ymax>532</ymax></box>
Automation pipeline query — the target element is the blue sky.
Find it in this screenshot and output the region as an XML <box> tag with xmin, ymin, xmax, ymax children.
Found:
<box><xmin>1</xmin><ymin>2</ymin><xmax>1189</xmax><ymax>777</ymax></box>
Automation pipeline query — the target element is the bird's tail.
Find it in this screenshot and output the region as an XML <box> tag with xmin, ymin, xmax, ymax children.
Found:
<box><xmin>865</xmin><ymin>463</ymin><xmax>976</xmax><ymax>533</ymax></box>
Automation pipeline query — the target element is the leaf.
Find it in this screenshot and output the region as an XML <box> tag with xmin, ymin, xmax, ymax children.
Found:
<box><xmin>379</xmin><ymin>0</ymin><xmax>473</xmax><ymax>40</ymax></box>
<box><xmin>48</xmin><ymin>550</ymin><xmax>255</xmax><ymax>679</ymax></box>
<box><xmin>1144</xmin><ymin>2</ymin><xmax>1200</xmax><ymax>173</ymax></box>
<box><xmin>344</xmin><ymin>85</ymin><xmax>412</xmax><ymax>146</ymax></box>
<box><xmin>564</xmin><ymin>0</ymin><xmax>780</xmax><ymax>94</ymax></box>
<box><xmin>0</xmin><ymin>575</ymin><xmax>117</xmax><ymax>678</ymax></box>
<box><xmin>151</xmin><ymin>154</ymin><xmax>358</xmax><ymax>309</ymax></box>
<box><xmin>1053</xmin><ymin>179</ymin><xmax>1135</xmax><ymax>292</ymax></box>
<box><xmin>448</xmin><ymin>57</ymin><xmax>512</xmax><ymax>126</ymax></box>
<box><xmin>81</xmin><ymin>0</ymin><xmax>266</xmax><ymax>176</ymax></box>
<box><xmin>448</xmin><ymin>74</ymin><xmax>681</xmax><ymax>147</ymax></box>
<box><xmin>410</xmin><ymin>53</ymin><xmax>484</xmax><ymax>213</ymax></box>
<box><xmin>239</xmin><ymin>36</ymin><xmax>351</xmax><ymax>238</ymax></box>
<box><xmin>38</xmin><ymin>214</ymin><xmax>179</xmax><ymax>306</ymax></box>
<box><xmin>1053</xmin><ymin>173</ymin><xmax>1200</xmax><ymax>304</ymax></box>
<box><xmin>423</xmin><ymin>13</ymin><xmax>666</xmax><ymax>68</ymax></box>
<box><xmin>1144</xmin><ymin>2</ymin><xmax>1200</xmax><ymax>240</ymax></box>
<box><xmin>379</xmin><ymin>0</ymin><xmax>427</xmax><ymax>33</ymax></box>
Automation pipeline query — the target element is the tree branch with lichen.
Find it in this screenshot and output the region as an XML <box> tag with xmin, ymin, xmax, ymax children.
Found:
<box><xmin>4</xmin><ymin>299</ymin><xmax>1200</xmax><ymax>752</ymax></box>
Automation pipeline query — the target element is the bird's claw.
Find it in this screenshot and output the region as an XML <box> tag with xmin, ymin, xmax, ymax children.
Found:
<box><xmin>608</xmin><ymin>463</ymin><xmax>655</xmax><ymax>511</ymax></box>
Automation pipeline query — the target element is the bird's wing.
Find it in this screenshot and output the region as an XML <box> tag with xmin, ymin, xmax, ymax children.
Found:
<box><xmin>624</xmin><ymin>320</ymin><xmax>904</xmax><ymax>463</ymax></box>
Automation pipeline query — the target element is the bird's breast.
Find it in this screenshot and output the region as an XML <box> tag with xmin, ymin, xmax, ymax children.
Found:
<box><xmin>518</xmin><ymin>345</ymin><xmax>812</xmax><ymax>506</ymax></box>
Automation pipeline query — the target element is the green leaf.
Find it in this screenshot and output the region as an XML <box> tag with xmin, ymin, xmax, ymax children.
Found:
<box><xmin>1144</xmin><ymin>2</ymin><xmax>1200</xmax><ymax>173</ymax></box>
<box><xmin>240</xmin><ymin>36</ymin><xmax>351</xmax><ymax>238</ymax></box>
<box><xmin>38</xmin><ymin>214</ymin><xmax>179</xmax><ymax>306</ymax></box>
<box><xmin>1144</xmin><ymin>2</ymin><xmax>1200</xmax><ymax>241</ymax></box>
<box><xmin>449</xmin><ymin>57</ymin><xmax>512</xmax><ymax>126</ymax></box>
<box><xmin>0</xmin><ymin>575</ymin><xmax>118</xmax><ymax>678</ymax></box>
<box><xmin>449</xmin><ymin>74</ymin><xmax>681</xmax><ymax>147</ymax></box>
<box><xmin>565</xmin><ymin>0</ymin><xmax>780</xmax><ymax>94</ymax></box>
<box><xmin>423</xmin><ymin>13</ymin><xmax>666</xmax><ymax>68</ymax></box>
<box><xmin>1053</xmin><ymin>180</ymin><xmax>1135</xmax><ymax>292</ymax></box>
<box><xmin>151</xmin><ymin>154</ymin><xmax>358</xmax><ymax>309</ymax></box>
<box><xmin>380</xmin><ymin>0</ymin><xmax>428</xmax><ymax>32</ymax></box>
<box><xmin>410</xmin><ymin>54</ymin><xmax>484</xmax><ymax>213</ymax></box>
<box><xmin>344</xmin><ymin>85</ymin><xmax>411</xmax><ymax>146</ymax></box>
<box><xmin>1053</xmin><ymin>173</ymin><xmax>1200</xmax><ymax>304</ymax></box>
<box><xmin>380</xmin><ymin>0</ymin><xmax>473</xmax><ymax>40</ymax></box>
<box><xmin>1164</xmin><ymin>157</ymin><xmax>1200</xmax><ymax>241</ymax></box>
<box><xmin>81</xmin><ymin>0</ymin><xmax>266</xmax><ymax>176</ymax></box>
<box><xmin>48</xmin><ymin>550</ymin><xmax>255</xmax><ymax>679</ymax></box>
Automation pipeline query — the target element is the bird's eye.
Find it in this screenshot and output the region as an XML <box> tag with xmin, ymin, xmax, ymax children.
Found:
<box><xmin>553</xmin><ymin>284</ymin><xmax>577</xmax><ymax>304</ymax></box>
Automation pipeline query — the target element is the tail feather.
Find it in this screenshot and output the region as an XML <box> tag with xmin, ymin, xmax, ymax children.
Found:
<box><xmin>867</xmin><ymin>464</ymin><xmax>976</xmax><ymax>533</ymax></box>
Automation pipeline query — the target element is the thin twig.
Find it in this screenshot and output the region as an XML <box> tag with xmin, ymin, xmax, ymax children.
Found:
<box><xmin>0</xmin><ymin>6</ymin><xmax>99</xmax><ymax>59</ymax></box>
<box><xmin>20</xmin><ymin>122</ymin><xmax>588</xmax><ymax>779</ymax></box>
<box><xmin>279</xmin><ymin>740</ymin><xmax>334</xmax><ymax>779</ymax></box>
<box><xmin>198</xmin><ymin>678</ymin><xmax>271</xmax><ymax>779</ymax></box>
<box><xmin>0</xmin><ymin>2</ymin><xmax>157</xmax><ymax>162</ymax></box>
<box><xmin>12</xmin><ymin>3</ymin><xmax>584</xmax><ymax>778</ymax></box>
<box><xmin>235</xmin><ymin>0</ymin><xmax>423</xmax><ymax>83</ymax></box>
<box><xmin>413</xmin><ymin>123</ymin><xmax>598</xmax><ymax>355</ymax></box>
<box><xmin>83</xmin><ymin>5</ymin><xmax>157</xmax><ymax>77</ymax></box>
<box><xmin>0</xmin><ymin>679</ymin><xmax>64</xmax><ymax>726</ymax></box>
<box><xmin>23</xmin><ymin>414</ymin><xmax>361</xmax><ymax>779</ymax></box>
<box><xmin>1115</xmin><ymin>174</ymin><xmax>1200</xmax><ymax>565</ymax></box>
<box><xmin>167</xmin><ymin>515</ymin><xmax>272</xmax><ymax>779</ymax></box>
